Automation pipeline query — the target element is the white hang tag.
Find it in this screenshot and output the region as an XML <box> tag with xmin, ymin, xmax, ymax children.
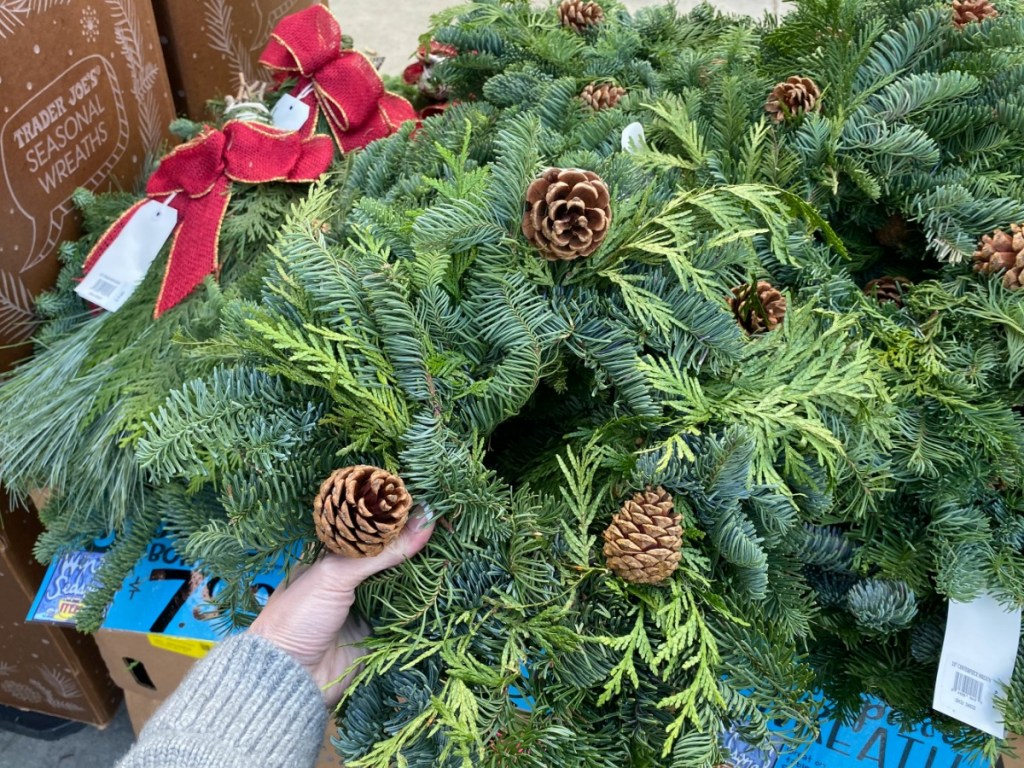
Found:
<box><xmin>621</xmin><ymin>122</ymin><xmax>647</xmax><ymax>154</ymax></box>
<box><xmin>932</xmin><ymin>593</ymin><xmax>1021</xmax><ymax>738</ymax></box>
<box><xmin>271</xmin><ymin>94</ymin><xmax>311</xmax><ymax>132</ymax></box>
<box><xmin>75</xmin><ymin>200</ymin><xmax>177</xmax><ymax>312</ymax></box>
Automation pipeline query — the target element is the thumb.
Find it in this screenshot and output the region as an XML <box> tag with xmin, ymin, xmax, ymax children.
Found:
<box><xmin>307</xmin><ymin>508</ymin><xmax>436</xmax><ymax>595</ymax></box>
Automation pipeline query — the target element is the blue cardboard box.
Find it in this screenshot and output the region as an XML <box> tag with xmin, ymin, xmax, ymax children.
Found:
<box><xmin>30</xmin><ymin>536</ymin><xmax>283</xmax><ymax>640</ymax></box>
<box><xmin>29</xmin><ymin>536</ymin><xmax>286</xmax><ymax>692</ymax></box>
<box><xmin>28</xmin><ymin>536</ymin><xmax>342</xmax><ymax>765</ymax></box>
<box><xmin>98</xmin><ymin>538</ymin><xmax>279</xmax><ymax>642</ymax></box>
<box><xmin>725</xmin><ymin>697</ymin><xmax>989</xmax><ymax>768</ymax></box>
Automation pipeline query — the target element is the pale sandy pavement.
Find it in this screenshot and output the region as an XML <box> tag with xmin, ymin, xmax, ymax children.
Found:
<box><xmin>332</xmin><ymin>0</ymin><xmax>781</xmax><ymax>75</ymax></box>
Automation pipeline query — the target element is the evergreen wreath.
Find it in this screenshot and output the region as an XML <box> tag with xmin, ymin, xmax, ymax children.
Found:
<box><xmin>3</xmin><ymin>1</ymin><xmax>1024</xmax><ymax>765</ymax></box>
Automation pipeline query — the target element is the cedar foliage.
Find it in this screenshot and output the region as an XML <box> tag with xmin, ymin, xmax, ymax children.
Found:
<box><xmin>2</xmin><ymin>0</ymin><xmax>1024</xmax><ymax>765</ymax></box>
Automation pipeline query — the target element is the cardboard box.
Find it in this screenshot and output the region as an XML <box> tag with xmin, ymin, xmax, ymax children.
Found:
<box><xmin>32</xmin><ymin>535</ymin><xmax>340</xmax><ymax>764</ymax></box>
<box><xmin>0</xmin><ymin>491</ymin><xmax>121</xmax><ymax>725</ymax></box>
<box><xmin>123</xmin><ymin>688</ymin><xmax>161</xmax><ymax>735</ymax></box>
<box><xmin>151</xmin><ymin>0</ymin><xmax>320</xmax><ymax>120</ymax></box>
<box><xmin>1003</xmin><ymin>733</ymin><xmax>1023</xmax><ymax>768</ymax></box>
<box><xmin>94</xmin><ymin>627</ymin><xmax>201</xmax><ymax>700</ymax></box>
<box><xmin>30</xmin><ymin>535</ymin><xmax>272</xmax><ymax>697</ymax></box>
<box><xmin>0</xmin><ymin>0</ymin><xmax>175</xmax><ymax>373</ymax></box>
<box><xmin>725</xmin><ymin>696</ymin><xmax>989</xmax><ymax>768</ymax></box>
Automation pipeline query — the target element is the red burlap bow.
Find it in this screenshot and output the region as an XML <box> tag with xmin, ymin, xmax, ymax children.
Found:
<box><xmin>260</xmin><ymin>5</ymin><xmax>416</xmax><ymax>152</ymax></box>
<box><xmin>83</xmin><ymin>121</ymin><xmax>333</xmax><ymax>317</ymax></box>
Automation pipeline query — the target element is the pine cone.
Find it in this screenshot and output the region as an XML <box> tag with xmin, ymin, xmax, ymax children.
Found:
<box><xmin>730</xmin><ymin>281</ymin><xmax>786</xmax><ymax>334</ymax></box>
<box><xmin>603</xmin><ymin>487</ymin><xmax>682</xmax><ymax>585</ymax></box>
<box><xmin>765</xmin><ymin>76</ymin><xmax>821</xmax><ymax>122</ymax></box>
<box><xmin>973</xmin><ymin>224</ymin><xmax>1024</xmax><ymax>290</ymax></box>
<box><xmin>875</xmin><ymin>214</ymin><xmax>910</xmax><ymax>249</ymax></box>
<box><xmin>559</xmin><ymin>0</ymin><xmax>604</xmax><ymax>32</ymax></box>
<box><xmin>864</xmin><ymin>276</ymin><xmax>912</xmax><ymax>307</ymax></box>
<box><xmin>522</xmin><ymin>168</ymin><xmax>611</xmax><ymax>260</ymax></box>
<box><xmin>581</xmin><ymin>82</ymin><xmax>625</xmax><ymax>111</ymax></box>
<box><xmin>313</xmin><ymin>466</ymin><xmax>412</xmax><ymax>557</ymax></box>
<box><xmin>953</xmin><ymin>0</ymin><xmax>998</xmax><ymax>27</ymax></box>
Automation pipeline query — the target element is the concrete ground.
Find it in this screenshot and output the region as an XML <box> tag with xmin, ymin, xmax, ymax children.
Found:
<box><xmin>0</xmin><ymin>0</ymin><xmax>774</xmax><ymax>765</ymax></box>
<box><xmin>0</xmin><ymin>704</ymin><xmax>134</xmax><ymax>767</ymax></box>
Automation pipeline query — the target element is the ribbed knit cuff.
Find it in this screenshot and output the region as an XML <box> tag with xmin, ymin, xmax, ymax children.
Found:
<box><xmin>129</xmin><ymin>633</ymin><xmax>328</xmax><ymax>767</ymax></box>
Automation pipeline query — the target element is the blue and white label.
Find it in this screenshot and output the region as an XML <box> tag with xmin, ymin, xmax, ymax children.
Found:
<box><xmin>102</xmin><ymin>538</ymin><xmax>278</xmax><ymax>639</ymax></box>
<box><xmin>28</xmin><ymin>550</ymin><xmax>106</xmax><ymax>625</ymax></box>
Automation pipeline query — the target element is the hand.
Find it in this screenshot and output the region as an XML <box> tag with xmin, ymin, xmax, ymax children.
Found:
<box><xmin>249</xmin><ymin>509</ymin><xmax>434</xmax><ymax>705</ymax></box>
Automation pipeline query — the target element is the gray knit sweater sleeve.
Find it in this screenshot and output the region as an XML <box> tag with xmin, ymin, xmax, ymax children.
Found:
<box><xmin>116</xmin><ymin>633</ymin><xmax>328</xmax><ymax>768</ymax></box>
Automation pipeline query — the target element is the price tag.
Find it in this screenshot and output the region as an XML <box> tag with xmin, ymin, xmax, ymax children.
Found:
<box><xmin>621</xmin><ymin>121</ymin><xmax>647</xmax><ymax>154</ymax></box>
<box><xmin>271</xmin><ymin>93</ymin><xmax>311</xmax><ymax>132</ymax></box>
<box><xmin>933</xmin><ymin>593</ymin><xmax>1021</xmax><ymax>737</ymax></box>
<box><xmin>74</xmin><ymin>200</ymin><xmax>177</xmax><ymax>312</ymax></box>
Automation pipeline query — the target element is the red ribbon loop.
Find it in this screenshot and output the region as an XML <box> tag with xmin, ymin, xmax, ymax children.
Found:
<box><xmin>270</xmin><ymin>6</ymin><xmax>342</xmax><ymax>76</ymax></box>
<box><xmin>83</xmin><ymin>121</ymin><xmax>333</xmax><ymax>318</ymax></box>
<box><xmin>260</xmin><ymin>6</ymin><xmax>416</xmax><ymax>152</ymax></box>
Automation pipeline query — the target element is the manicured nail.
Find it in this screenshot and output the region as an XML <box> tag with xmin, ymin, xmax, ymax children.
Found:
<box><xmin>410</xmin><ymin>504</ymin><xmax>433</xmax><ymax>531</ymax></box>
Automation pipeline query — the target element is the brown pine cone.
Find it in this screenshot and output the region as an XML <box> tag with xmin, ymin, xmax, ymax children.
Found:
<box><xmin>603</xmin><ymin>487</ymin><xmax>682</xmax><ymax>585</ymax></box>
<box><xmin>313</xmin><ymin>466</ymin><xmax>412</xmax><ymax>557</ymax></box>
<box><xmin>522</xmin><ymin>168</ymin><xmax>611</xmax><ymax>260</ymax></box>
<box><xmin>953</xmin><ymin>0</ymin><xmax>999</xmax><ymax>27</ymax></box>
<box><xmin>765</xmin><ymin>76</ymin><xmax>821</xmax><ymax>122</ymax></box>
<box><xmin>581</xmin><ymin>82</ymin><xmax>625</xmax><ymax>111</ymax></box>
<box><xmin>973</xmin><ymin>224</ymin><xmax>1024</xmax><ymax>290</ymax></box>
<box><xmin>559</xmin><ymin>0</ymin><xmax>604</xmax><ymax>32</ymax></box>
<box><xmin>730</xmin><ymin>281</ymin><xmax>786</xmax><ymax>334</ymax></box>
<box><xmin>864</xmin><ymin>276</ymin><xmax>912</xmax><ymax>307</ymax></box>
<box><xmin>875</xmin><ymin>214</ymin><xmax>910</xmax><ymax>249</ymax></box>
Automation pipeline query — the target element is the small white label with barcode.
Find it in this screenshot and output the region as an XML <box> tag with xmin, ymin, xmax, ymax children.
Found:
<box><xmin>75</xmin><ymin>200</ymin><xmax>177</xmax><ymax>312</ymax></box>
<box><xmin>271</xmin><ymin>94</ymin><xmax>311</xmax><ymax>132</ymax></box>
<box><xmin>933</xmin><ymin>593</ymin><xmax>1021</xmax><ymax>737</ymax></box>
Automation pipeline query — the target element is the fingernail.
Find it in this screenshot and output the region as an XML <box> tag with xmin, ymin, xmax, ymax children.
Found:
<box><xmin>410</xmin><ymin>504</ymin><xmax>433</xmax><ymax>531</ymax></box>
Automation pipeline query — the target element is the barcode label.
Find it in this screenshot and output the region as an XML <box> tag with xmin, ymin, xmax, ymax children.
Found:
<box><xmin>933</xmin><ymin>594</ymin><xmax>1021</xmax><ymax>737</ymax></box>
<box><xmin>74</xmin><ymin>199</ymin><xmax>177</xmax><ymax>312</ymax></box>
<box><xmin>76</xmin><ymin>271</ymin><xmax>132</xmax><ymax>310</ymax></box>
<box><xmin>953</xmin><ymin>670</ymin><xmax>985</xmax><ymax>703</ymax></box>
<box><xmin>88</xmin><ymin>276</ymin><xmax>121</xmax><ymax>299</ymax></box>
